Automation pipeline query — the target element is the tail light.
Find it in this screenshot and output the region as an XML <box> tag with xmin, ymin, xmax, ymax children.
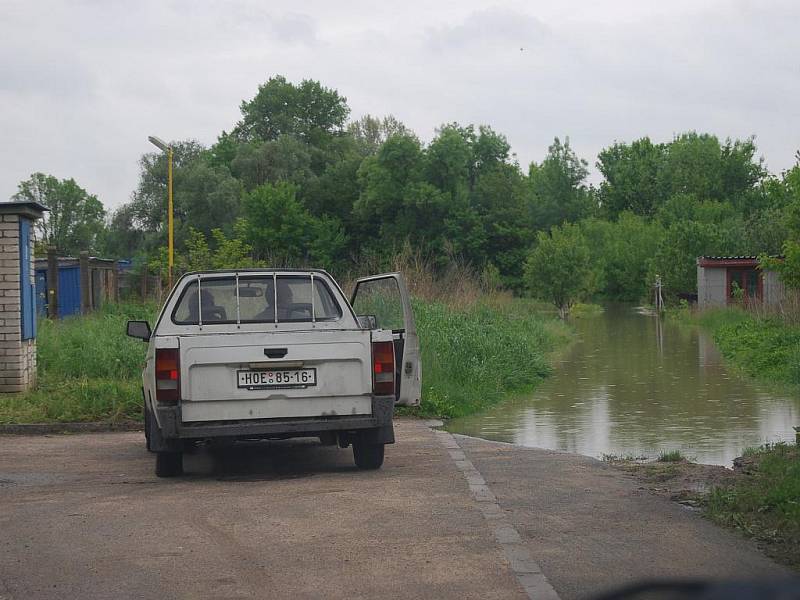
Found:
<box><xmin>372</xmin><ymin>341</ymin><xmax>395</xmax><ymax>396</ymax></box>
<box><xmin>155</xmin><ymin>348</ymin><xmax>180</xmax><ymax>404</ymax></box>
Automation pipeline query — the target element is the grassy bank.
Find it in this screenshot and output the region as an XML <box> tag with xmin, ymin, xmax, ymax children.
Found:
<box><xmin>0</xmin><ymin>297</ymin><xmax>569</xmax><ymax>424</ymax></box>
<box><xmin>706</xmin><ymin>443</ymin><xmax>800</xmax><ymax>569</ymax></box>
<box><xmin>671</xmin><ymin>306</ymin><xmax>800</xmax><ymax>387</ymax></box>
<box><xmin>414</xmin><ymin>297</ymin><xmax>570</xmax><ymax>418</ymax></box>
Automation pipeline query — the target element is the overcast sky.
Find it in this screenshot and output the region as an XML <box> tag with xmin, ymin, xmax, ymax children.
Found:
<box><xmin>2</xmin><ymin>0</ymin><xmax>799</xmax><ymax>211</ymax></box>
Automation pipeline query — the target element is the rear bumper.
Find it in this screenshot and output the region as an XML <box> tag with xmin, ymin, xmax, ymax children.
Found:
<box><xmin>155</xmin><ymin>395</ymin><xmax>394</xmax><ymax>441</ymax></box>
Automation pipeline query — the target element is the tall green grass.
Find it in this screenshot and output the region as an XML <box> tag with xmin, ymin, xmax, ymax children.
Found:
<box><xmin>415</xmin><ymin>297</ymin><xmax>570</xmax><ymax>418</ymax></box>
<box><xmin>0</xmin><ymin>297</ymin><xmax>569</xmax><ymax>424</ymax></box>
<box><xmin>698</xmin><ymin>308</ymin><xmax>800</xmax><ymax>386</ymax></box>
<box><xmin>0</xmin><ymin>302</ymin><xmax>157</xmax><ymax>424</ymax></box>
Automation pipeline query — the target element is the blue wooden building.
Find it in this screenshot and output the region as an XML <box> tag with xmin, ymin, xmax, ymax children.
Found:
<box><xmin>34</xmin><ymin>254</ymin><xmax>118</xmax><ymax>318</ymax></box>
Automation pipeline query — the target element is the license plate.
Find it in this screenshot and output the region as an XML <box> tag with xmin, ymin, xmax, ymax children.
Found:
<box><xmin>237</xmin><ymin>368</ymin><xmax>317</xmax><ymax>390</ymax></box>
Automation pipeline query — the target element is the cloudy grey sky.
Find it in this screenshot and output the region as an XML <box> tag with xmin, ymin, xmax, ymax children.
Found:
<box><xmin>2</xmin><ymin>0</ymin><xmax>798</xmax><ymax>210</ymax></box>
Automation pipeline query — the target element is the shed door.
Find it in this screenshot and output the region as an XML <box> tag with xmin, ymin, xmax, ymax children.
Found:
<box><xmin>58</xmin><ymin>266</ymin><xmax>82</xmax><ymax>317</ymax></box>
<box><xmin>728</xmin><ymin>269</ymin><xmax>761</xmax><ymax>304</ymax></box>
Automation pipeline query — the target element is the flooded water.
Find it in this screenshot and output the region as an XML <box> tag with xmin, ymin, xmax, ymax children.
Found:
<box><xmin>447</xmin><ymin>305</ymin><xmax>800</xmax><ymax>465</ymax></box>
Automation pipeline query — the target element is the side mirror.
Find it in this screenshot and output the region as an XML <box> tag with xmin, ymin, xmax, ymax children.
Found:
<box><xmin>357</xmin><ymin>315</ymin><xmax>377</xmax><ymax>330</ymax></box>
<box><xmin>126</xmin><ymin>320</ymin><xmax>151</xmax><ymax>341</ymax></box>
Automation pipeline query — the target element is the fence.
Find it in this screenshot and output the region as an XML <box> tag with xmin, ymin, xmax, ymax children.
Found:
<box><xmin>34</xmin><ymin>248</ymin><xmax>119</xmax><ymax>318</ymax></box>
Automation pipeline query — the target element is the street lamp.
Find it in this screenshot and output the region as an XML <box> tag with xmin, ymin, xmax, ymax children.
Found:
<box><xmin>148</xmin><ymin>135</ymin><xmax>174</xmax><ymax>290</ymax></box>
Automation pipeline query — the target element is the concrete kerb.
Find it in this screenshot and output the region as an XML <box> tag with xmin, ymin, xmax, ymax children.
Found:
<box><xmin>432</xmin><ymin>426</ymin><xmax>561</xmax><ymax>600</ymax></box>
<box><xmin>0</xmin><ymin>421</ymin><xmax>142</xmax><ymax>435</ymax></box>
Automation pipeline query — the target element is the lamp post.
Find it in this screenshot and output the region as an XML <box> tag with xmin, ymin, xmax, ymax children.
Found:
<box><xmin>148</xmin><ymin>136</ymin><xmax>174</xmax><ymax>290</ymax></box>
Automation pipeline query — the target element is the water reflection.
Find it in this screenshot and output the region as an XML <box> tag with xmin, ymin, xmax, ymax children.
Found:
<box><xmin>447</xmin><ymin>304</ymin><xmax>800</xmax><ymax>465</ymax></box>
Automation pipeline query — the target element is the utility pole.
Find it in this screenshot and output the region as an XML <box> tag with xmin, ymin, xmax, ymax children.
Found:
<box><xmin>654</xmin><ymin>275</ymin><xmax>664</xmax><ymax>312</ymax></box>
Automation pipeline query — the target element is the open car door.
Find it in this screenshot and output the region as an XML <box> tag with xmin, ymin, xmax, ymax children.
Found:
<box><xmin>351</xmin><ymin>273</ymin><xmax>421</xmax><ymax>406</ymax></box>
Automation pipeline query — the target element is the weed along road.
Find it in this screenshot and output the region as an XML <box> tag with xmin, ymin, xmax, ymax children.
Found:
<box><xmin>0</xmin><ymin>419</ymin><xmax>790</xmax><ymax>600</ymax></box>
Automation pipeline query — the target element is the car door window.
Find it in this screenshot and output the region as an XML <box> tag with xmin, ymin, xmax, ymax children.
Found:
<box><xmin>351</xmin><ymin>278</ymin><xmax>405</xmax><ymax>331</ymax></box>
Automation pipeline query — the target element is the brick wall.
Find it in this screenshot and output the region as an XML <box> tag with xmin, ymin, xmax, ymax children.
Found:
<box><xmin>0</xmin><ymin>214</ymin><xmax>35</xmax><ymax>392</ymax></box>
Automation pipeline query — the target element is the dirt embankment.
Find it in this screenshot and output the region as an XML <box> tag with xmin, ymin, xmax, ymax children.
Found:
<box><xmin>606</xmin><ymin>451</ymin><xmax>800</xmax><ymax>571</ymax></box>
<box><xmin>607</xmin><ymin>458</ymin><xmax>735</xmax><ymax>508</ymax></box>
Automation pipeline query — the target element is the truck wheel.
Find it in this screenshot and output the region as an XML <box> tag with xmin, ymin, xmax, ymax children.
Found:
<box><xmin>155</xmin><ymin>452</ymin><xmax>183</xmax><ymax>478</ymax></box>
<box><xmin>353</xmin><ymin>442</ymin><xmax>385</xmax><ymax>470</ymax></box>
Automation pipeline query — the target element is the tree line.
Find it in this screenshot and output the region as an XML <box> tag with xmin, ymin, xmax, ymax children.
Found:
<box><xmin>13</xmin><ymin>75</ymin><xmax>800</xmax><ymax>310</ymax></box>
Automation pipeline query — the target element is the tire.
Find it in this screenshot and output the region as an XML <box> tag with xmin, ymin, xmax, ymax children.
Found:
<box><xmin>353</xmin><ymin>442</ymin><xmax>385</xmax><ymax>470</ymax></box>
<box><xmin>155</xmin><ymin>451</ymin><xmax>183</xmax><ymax>478</ymax></box>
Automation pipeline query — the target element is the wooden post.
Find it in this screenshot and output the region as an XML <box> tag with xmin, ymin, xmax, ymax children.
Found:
<box><xmin>46</xmin><ymin>246</ymin><xmax>58</xmax><ymax>319</ymax></box>
<box><xmin>79</xmin><ymin>251</ymin><xmax>90</xmax><ymax>314</ymax></box>
<box><xmin>111</xmin><ymin>262</ymin><xmax>120</xmax><ymax>302</ymax></box>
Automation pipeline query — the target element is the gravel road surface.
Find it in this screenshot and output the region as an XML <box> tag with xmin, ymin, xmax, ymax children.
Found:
<box><xmin>0</xmin><ymin>419</ymin><xmax>791</xmax><ymax>599</ymax></box>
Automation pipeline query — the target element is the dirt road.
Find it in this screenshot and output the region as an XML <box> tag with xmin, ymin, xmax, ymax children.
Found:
<box><xmin>0</xmin><ymin>419</ymin><xmax>791</xmax><ymax>599</ymax></box>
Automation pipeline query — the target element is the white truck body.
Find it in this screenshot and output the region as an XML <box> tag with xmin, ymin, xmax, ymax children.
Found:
<box><xmin>127</xmin><ymin>269</ymin><xmax>421</xmax><ymax>476</ymax></box>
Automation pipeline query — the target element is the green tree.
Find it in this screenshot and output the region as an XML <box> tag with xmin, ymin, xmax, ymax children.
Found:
<box><xmin>355</xmin><ymin>133</ymin><xmax>425</xmax><ymax>234</ymax></box>
<box><xmin>241</xmin><ymin>182</ymin><xmax>347</xmax><ymax>269</ymax></box>
<box><xmin>425</xmin><ymin>124</ymin><xmax>472</xmax><ymax>199</ymax></box>
<box><xmin>230</xmin><ymin>136</ymin><xmax>314</xmax><ymax>190</ymax></box>
<box><xmin>356</xmin><ymin>126</ymin><xmax>496</xmax><ymax>267</ymax></box>
<box><xmin>528</xmin><ymin>137</ymin><xmax>593</xmax><ymax>230</ymax></box>
<box><xmin>649</xmin><ymin>220</ymin><xmax>730</xmax><ymax>299</ymax></box>
<box><xmin>149</xmin><ymin>226</ymin><xmax>260</xmax><ymax>278</ymax></box>
<box><xmin>472</xmin><ymin>125</ymin><xmax>512</xmax><ymax>178</ymax></box>
<box><xmin>657</xmin><ymin>133</ymin><xmax>766</xmax><ymax>210</ymax></box>
<box><xmin>130</xmin><ymin>139</ymin><xmax>205</xmax><ymax>233</ymax></box>
<box><xmin>472</xmin><ymin>162</ymin><xmax>532</xmax><ymax>288</ymax></box>
<box><xmin>597</xmin><ymin>137</ymin><xmax>665</xmax><ymax>218</ymax></box>
<box><xmin>179</xmin><ymin>161</ymin><xmax>243</xmax><ymax>238</ymax></box>
<box><xmin>763</xmin><ymin>158</ymin><xmax>800</xmax><ymax>288</ymax></box>
<box><xmin>348</xmin><ymin>114</ymin><xmax>409</xmax><ymax>155</ymax></box>
<box><xmin>234</xmin><ymin>75</ymin><xmax>350</xmax><ymax>146</ymax></box>
<box><xmin>13</xmin><ymin>172</ymin><xmax>106</xmax><ymax>255</ymax></box>
<box><xmin>580</xmin><ymin>213</ymin><xmax>664</xmax><ymax>301</ymax></box>
<box><xmin>524</xmin><ymin>223</ymin><xmax>594</xmax><ymax>318</ymax></box>
<box><xmin>99</xmin><ymin>204</ymin><xmax>145</xmax><ymax>258</ymax></box>
<box><xmin>302</xmin><ymin>154</ymin><xmax>361</xmax><ymax>222</ymax></box>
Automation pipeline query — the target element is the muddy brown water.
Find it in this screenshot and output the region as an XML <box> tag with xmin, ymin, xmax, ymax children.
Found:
<box><xmin>447</xmin><ymin>304</ymin><xmax>800</xmax><ymax>465</ymax></box>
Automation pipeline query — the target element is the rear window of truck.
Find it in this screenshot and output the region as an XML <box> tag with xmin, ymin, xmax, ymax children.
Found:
<box><xmin>171</xmin><ymin>275</ymin><xmax>342</xmax><ymax>325</ymax></box>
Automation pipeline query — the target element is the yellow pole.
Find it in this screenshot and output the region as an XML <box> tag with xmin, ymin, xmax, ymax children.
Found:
<box><xmin>167</xmin><ymin>147</ymin><xmax>174</xmax><ymax>290</ymax></box>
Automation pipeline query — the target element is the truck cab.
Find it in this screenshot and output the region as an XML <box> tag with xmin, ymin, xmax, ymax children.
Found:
<box><xmin>126</xmin><ymin>269</ymin><xmax>421</xmax><ymax>477</ymax></box>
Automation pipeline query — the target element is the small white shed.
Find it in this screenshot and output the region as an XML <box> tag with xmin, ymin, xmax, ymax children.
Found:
<box><xmin>697</xmin><ymin>256</ymin><xmax>785</xmax><ymax>309</ymax></box>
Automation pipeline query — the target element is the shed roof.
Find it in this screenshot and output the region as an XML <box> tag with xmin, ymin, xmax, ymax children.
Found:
<box><xmin>697</xmin><ymin>255</ymin><xmax>783</xmax><ymax>268</ymax></box>
<box><xmin>34</xmin><ymin>256</ymin><xmax>118</xmax><ymax>267</ymax></box>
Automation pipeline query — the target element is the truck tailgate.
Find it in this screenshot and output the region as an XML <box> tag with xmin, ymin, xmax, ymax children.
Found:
<box><xmin>176</xmin><ymin>329</ymin><xmax>373</xmax><ymax>422</ymax></box>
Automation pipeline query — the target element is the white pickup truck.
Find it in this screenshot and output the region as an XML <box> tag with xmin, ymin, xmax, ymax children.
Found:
<box><xmin>126</xmin><ymin>270</ymin><xmax>421</xmax><ymax>477</ymax></box>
